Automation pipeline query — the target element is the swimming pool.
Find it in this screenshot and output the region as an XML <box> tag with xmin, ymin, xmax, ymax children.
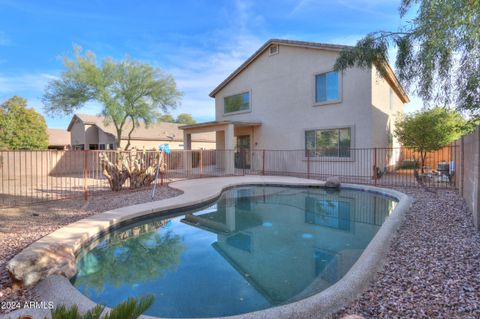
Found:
<box><xmin>71</xmin><ymin>185</ymin><xmax>397</xmax><ymax>318</ymax></box>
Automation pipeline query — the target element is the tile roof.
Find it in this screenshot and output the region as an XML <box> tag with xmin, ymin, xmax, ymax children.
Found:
<box><xmin>47</xmin><ymin>128</ymin><xmax>70</xmax><ymax>146</ymax></box>
<box><xmin>68</xmin><ymin>114</ymin><xmax>216</xmax><ymax>142</ymax></box>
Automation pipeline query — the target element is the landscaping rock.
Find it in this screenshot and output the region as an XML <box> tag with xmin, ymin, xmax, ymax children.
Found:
<box><xmin>334</xmin><ymin>187</ymin><xmax>480</xmax><ymax>318</ymax></box>
<box><xmin>325</xmin><ymin>176</ymin><xmax>341</xmax><ymax>188</ymax></box>
<box><xmin>6</xmin><ymin>243</ymin><xmax>76</xmax><ymax>288</ymax></box>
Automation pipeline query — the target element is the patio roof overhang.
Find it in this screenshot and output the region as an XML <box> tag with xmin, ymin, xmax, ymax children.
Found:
<box><xmin>179</xmin><ymin>120</ymin><xmax>262</xmax><ymax>132</ymax></box>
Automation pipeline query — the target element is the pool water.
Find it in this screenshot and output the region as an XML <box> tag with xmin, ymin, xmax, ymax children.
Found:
<box><xmin>72</xmin><ymin>186</ymin><xmax>397</xmax><ymax>318</ymax></box>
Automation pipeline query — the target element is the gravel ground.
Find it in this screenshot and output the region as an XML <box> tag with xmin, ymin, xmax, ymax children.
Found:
<box><xmin>0</xmin><ymin>186</ymin><xmax>182</xmax><ymax>313</ymax></box>
<box><xmin>336</xmin><ymin>187</ymin><xmax>480</xmax><ymax>319</ymax></box>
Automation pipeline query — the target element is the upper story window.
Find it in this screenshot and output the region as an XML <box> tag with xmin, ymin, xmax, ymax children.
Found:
<box><xmin>305</xmin><ymin>127</ymin><xmax>351</xmax><ymax>158</ymax></box>
<box><xmin>224</xmin><ymin>92</ymin><xmax>250</xmax><ymax>114</ymax></box>
<box><xmin>315</xmin><ymin>71</ymin><xmax>339</xmax><ymax>103</ymax></box>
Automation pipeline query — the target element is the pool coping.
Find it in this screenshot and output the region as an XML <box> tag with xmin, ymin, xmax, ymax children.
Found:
<box><xmin>3</xmin><ymin>176</ymin><xmax>412</xmax><ymax>319</ymax></box>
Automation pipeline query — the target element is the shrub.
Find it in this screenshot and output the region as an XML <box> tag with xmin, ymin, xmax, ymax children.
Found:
<box><xmin>47</xmin><ymin>295</ymin><xmax>154</xmax><ymax>319</ymax></box>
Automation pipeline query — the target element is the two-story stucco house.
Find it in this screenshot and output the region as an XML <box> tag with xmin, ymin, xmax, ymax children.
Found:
<box><xmin>180</xmin><ymin>39</ymin><xmax>409</xmax><ymax>175</ymax></box>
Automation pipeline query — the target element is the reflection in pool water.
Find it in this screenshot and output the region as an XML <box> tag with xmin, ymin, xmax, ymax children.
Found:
<box><xmin>72</xmin><ymin>186</ymin><xmax>397</xmax><ymax>318</ymax></box>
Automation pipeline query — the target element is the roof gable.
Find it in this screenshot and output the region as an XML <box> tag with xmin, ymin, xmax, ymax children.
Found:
<box><xmin>209</xmin><ymin>39</ymin><xmax>409</xmax><ymax>103</ymax></box>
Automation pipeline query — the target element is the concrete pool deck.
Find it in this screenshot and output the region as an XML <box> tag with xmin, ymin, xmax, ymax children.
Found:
<box><xmin>3</xmin><ymin>176</ymin><xmax>412</xmax><ymax>319</ymax></box>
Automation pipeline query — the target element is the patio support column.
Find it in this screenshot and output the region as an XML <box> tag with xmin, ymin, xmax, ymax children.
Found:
<box><xmin>225</xmin><ymin>124</ymin><xmax>235</xmax><ymax>175</ymax></box>
<box><xmin>183</xmin><ymin>132</ymin><xmax>192</xmax><ymax>175</ymax></box>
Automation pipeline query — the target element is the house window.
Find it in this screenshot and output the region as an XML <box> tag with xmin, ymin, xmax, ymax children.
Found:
<box><xmin>305</xmin><ymin>127</ymin><xmax>351</xmax><ymax>157</ymax></box>
<box><xmin>224</xmin><ymin>92</ymin><xmax>250</xmax><ymax>114</ymax></box>
<box><xmin>99</xmin><ymin>144</ymin><xmax>106</xmax><ymax>150</ymax></box>
<box><xmin>269</xmin><ymin>44</ymin><xmax>279</xmax><ymax>56</ymax></box>
<box><xmin>315</xmin><ymin>71</ymin><xmax>339</xmax><ymax>103</ymax></box>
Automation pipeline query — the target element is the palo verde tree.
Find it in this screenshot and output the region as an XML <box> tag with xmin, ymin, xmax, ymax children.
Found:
<box><xmin>334</xmin><ymin>0</ymin><xmax>480</xmax><ymax>117</ymax></box>
<box><xmin>394</xmin><ymin>107</ymin><xmax>466</xmax><ymax>173</ymax></box>
<box><xmin>0</xmin><ymin>96</ymin><xmax>48</xmax><ymax>150</ymax></box>
<box><xmin>43</xmin><ymin>46</ymin><xmax>182</xmax><ymax>149</ymax></box>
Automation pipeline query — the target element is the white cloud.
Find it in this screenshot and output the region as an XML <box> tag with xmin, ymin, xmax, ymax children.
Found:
<box><xmin>159</xmin><ymin>0</ymin><xmax>265</xmax><ymax>121</ymax></box>
<box><xmin>0</xmin><ymin>73</ymin><xmax>57</xmax><ymax>95</ymax></box>
<box><xmin>289</xmin><ymin>0</ymin><xmax>315</xmax><ymax>16</ymax></box>
<box><xmin>290</xmin><ymin>0</ymin><xmax>399</xmax><ymax>17</ymax></box>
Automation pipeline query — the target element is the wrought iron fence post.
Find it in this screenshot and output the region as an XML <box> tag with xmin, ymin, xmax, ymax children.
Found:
<box><xmin>461</xmin><ymin>136</ymin><xmax>465</xmax><ymax>195</ymax></box>
<box><xmin>199</xmin><ymin>150</ymin><xmax>203</xmax><ymax>177</ymax></box>
<box><xmin>307</xmin><ymin>153</ymin><xmax>310</xmax><ymax>179</ymax></box>
<box><xmin>262</xmin><ymin>149</ymin><xmax>265</xmax><ymax>175</ymax></box>
<box><xmin>83</xmin><ymin>150</ymin><xmax>88</xmax><ymax>201</ymax></box>
<box><xmin>373</xmin><ymin>147</ymin><xmax>377</xmax><ymax>186</ymax></box>
<box><xmin>242</xmin><ymin>149</ymin><xmax>246</xmax><ymax>176</ymax></box>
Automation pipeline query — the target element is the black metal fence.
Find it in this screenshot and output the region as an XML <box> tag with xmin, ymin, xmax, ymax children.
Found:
<box><xmin>0</xmin><ymin>145</ymin><xmax>458</xmax><ymax>207</ymax></box>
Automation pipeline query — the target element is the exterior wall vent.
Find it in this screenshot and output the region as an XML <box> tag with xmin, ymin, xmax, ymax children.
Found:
<box><xmin>269</xmin><ymin>44</ymin><xmax>279</xmax><ymax>56</ymax></box>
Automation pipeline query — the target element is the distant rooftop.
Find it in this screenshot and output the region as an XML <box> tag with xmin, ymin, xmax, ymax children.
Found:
<box><xmin>68</xmin><ymin>114</ymin><xmax>216</xmax><ymax>143</ymax></box>
<box><xmin>48</xmin><ymin>128</ymin><xmax>70</xmax><ymax>146</ymax></box>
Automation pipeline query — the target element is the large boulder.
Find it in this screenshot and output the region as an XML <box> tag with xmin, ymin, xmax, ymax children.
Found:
<box><xmin>325</xmin><ymin>176</ymin><xmax>341</xmax><ymax>188</ymax></box>
<box><xmin>7</xmin><ymin>242</ymin><xmax>76</xmax><ymax>288</ymax></box>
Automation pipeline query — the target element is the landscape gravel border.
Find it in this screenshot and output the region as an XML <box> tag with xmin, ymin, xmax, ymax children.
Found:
<box><xmin>2</xmin><ymin>176</ymin><xmax>412</xmax><ymax>319</ymax></box>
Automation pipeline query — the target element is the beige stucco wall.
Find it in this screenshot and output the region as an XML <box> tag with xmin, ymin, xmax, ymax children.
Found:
<box><xmin>84</xmin><ymin>125</ymin><xmax>99</xmax><ymax>147</ymax></box>
<box><xmin>370</xmin><ymin>65</ymin><xmax>405</xmax><ymax>168</ymax></box>
<box><xmin>370</xmin><ymin>65</ymin><xmax>404</xmax><ymax>149</ymax></box>
<box><xmin>214</xmin><ymin>44</ymin><xmax>374</xmax><ymax>150</ymax></box>
<box><xmin>98</xmin><ymin>130</ymin><xmax>116</xmax><ymax>146</ymax></box>
<box><xmin>70</xmin><ymin>120</ymin><xmax>85</xmax><ymax>147</ymax></box>
<box><xmin>456</xmin><ymin>128</ymin><xmax>480</xmax><ymax>229</ymax></box>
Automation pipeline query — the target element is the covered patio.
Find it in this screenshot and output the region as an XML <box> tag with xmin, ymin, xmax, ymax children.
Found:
<box><xmin>179</xmin><ymin>120</ymin><xmax>261</xmax><ymax>175</ymax></box>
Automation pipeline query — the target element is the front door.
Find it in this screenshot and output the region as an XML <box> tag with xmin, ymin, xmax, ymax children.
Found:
<box><xmin>235</xmin><ymin>135</ymin><xmax>250</xmax><ymax>169</ymax></box>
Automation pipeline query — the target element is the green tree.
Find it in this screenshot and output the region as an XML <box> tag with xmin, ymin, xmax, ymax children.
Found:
<box><xmin>43</xmin><ymin>46</ymin><xmax>182</xmax><ymax>149</ymax></box>
<box><xmin>394</xmin><ymin>107</ymin><xmax>466</xmax><ymax>173</ymax></box>
<box><xmin>74</xmin><ymin>219</ymin><xmax>184</xmax><ymax>292</ymax></box>
<box><xmin>175</xmin><ymin>113</ymin><xmax>196</xmax><ymax>125</ymax></box>
<box><xmin>158</xmin><ymin>114</ymin><xmax>175</xmax><ymax>123</ymax></box>
<box><xmin>334</xmin><ymin>0</ymin><xmax>480</xmax><ymax>116</ymax></box>
<box><xmin>0</xmin><ymin>96</ymin><xmax>48</xmax><ymax>150</ymax></box>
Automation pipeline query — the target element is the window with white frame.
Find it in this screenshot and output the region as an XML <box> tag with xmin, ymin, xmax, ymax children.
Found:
<box><xmin>224</xmin><ymin>92</ymin><xmax>250</xmax><ymax>114</ymax></box>
<box><xmin>305</xmin><ymin>127</ymin><xmax>351</xmax><ymax>157</ymax></box>
<box><xmin>315</xmin><ymin>71</ymin><xmax>339</xmax><ymax>103</ymax></box>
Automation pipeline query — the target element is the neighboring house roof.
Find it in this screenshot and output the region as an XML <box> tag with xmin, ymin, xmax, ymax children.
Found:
<box><xmin>48</xmin><ymin>128</ymin><xmax>70</xmax><ymax>146</ymax></box>
<box><xmin>209</xmin><ymin>38</ymin><xmax>409</xmax><ymax>103</ymax></box>
<box><xmin>67</xmin><ymin>114</ymin><xmax>216</xmax><ymax>143</ymax></box>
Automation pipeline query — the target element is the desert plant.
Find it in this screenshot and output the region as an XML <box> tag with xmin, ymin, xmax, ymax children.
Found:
<box><xmin>99</xmin><ymin>147</ymin><xmax>168</xmax><ymax>191</ymax></box>
<box><xmin>48</xmin><ymin>295</ymin><xmax>154</xmax><ymax>319</ymax></box>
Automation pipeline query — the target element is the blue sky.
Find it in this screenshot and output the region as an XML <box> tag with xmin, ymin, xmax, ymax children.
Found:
<box><xmin>0</xmin><ymin>0</ymin><xmax>422</xmax><ymax>128</ymax></box>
